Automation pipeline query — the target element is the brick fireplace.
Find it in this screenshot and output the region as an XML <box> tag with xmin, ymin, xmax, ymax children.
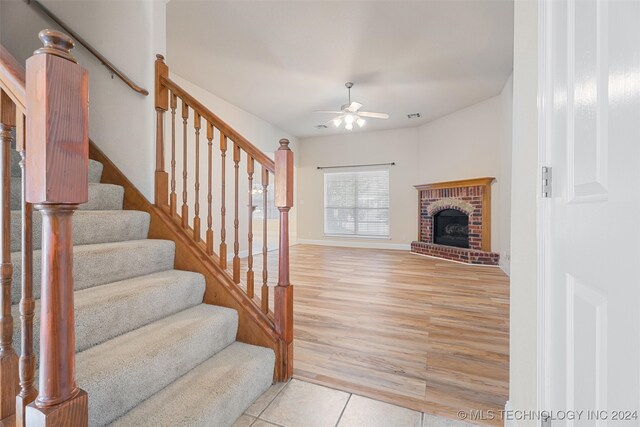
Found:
<box><xmin>411</xmin><ymin>177</ymin><xmax>499</xmax><ymax>265</ymax></box>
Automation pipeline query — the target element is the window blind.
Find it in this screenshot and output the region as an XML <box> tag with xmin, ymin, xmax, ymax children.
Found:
<box><xmin>324</xmin><ymin>169</ymin><xmax>390</xmax><ymax>238</ymax></box>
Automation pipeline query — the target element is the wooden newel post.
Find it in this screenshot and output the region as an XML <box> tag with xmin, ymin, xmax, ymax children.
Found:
<box><xmin>274</xmin><ymin>138</ymin><xmax>293</xmax><ymax>381</ymax></box>
<box><xmin>24</xmin><ymin>30</ymin><xmax>89</xmax><ymax>427</ymax></box>
<box><xmin>155</xmin><ymin>54</ymin><xmax>169</xmax><ymax>207</ymax></box>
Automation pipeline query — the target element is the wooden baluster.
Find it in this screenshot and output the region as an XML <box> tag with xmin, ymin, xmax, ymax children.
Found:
<box><xmin>261</xmin><ymin>167</ymin><xmax>269</xmax><ymax>314</ymax></box>
<box><xmin>232</xmin><ymin>144</ymin><xmax>241</xmax><ymax>284</ymax></box>
<box><xmin>154</xmin><ymin>55</ymin><xmax>168</xmax><ymax>207</ymax></box>
<box><xmin>246</xmin><ymin>157</ymin><xmax>255</xmax><ymax>298</ymax></box>
<box><xmin>16</xmin><ymin>112</ymin><xmax>37</xmax><ymax>427</ymax></box>
<box><xmin>274</xmin><ymin>139</ymin><xmax>294</xmax><ymax>381</ymax></box>
<box><xmin>25</xmin><ymin>29</ymin><xmax>89</xmax><ymax>426</ymax></box>
<box><xmin>219</xmin><ymin>133</ymin><xmax>227</xmax><ymax>269</ymax></box>
<box><xmin>169</xmin><ymin>93</ymin><xmax>177</xmax><ymax>217</ymax></box>
<box><xmin>193</xmin><ymin>112</ymin><xmax>201</xmax><ymax>241</ymax></box>
<box><xmin>0</xmin><ymin>90</ymin><xmax>18</xmax><ymax>421</ymax></box>
<box><xmin>181</xmin><ymin>100</ymin><xmax>189</xmax><ymax>228</ymax></box>
<box><xmin>206</xmin><ymin>122</ymin><xmax>214</xmax><ymax>255</ymax></box>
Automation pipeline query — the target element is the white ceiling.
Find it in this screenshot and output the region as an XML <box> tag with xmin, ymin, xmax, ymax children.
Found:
<box><xmin>167</xmin><ymin>0</ymin><xmax>514</xmax><ymax>139</ymax></box>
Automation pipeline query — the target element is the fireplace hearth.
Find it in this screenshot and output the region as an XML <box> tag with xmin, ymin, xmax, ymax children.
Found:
<box><xmin>411</xmin><ymin>177</ymin><xmax>499</xmax><ymax>265</ymax></box>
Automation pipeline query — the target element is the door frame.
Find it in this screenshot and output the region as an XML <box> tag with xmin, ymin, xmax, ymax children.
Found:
<box><xmin>537</xmin><ymin>0</ymin><xmax>551</xmax><ymax>418</ymax></box>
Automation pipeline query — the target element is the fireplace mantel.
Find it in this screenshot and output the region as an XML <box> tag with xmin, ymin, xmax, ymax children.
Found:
<box><xmin>411</xmin><ymin>177</ymin><xmax>498</xmax><ymax>265</ymax></box>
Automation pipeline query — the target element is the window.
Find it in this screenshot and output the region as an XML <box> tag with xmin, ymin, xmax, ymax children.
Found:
<box><xmin>252</xmin><ymin>185</ymin><xmax>278</xmax><ymax>220</ymax></box>
<box><xmin>324</xmin><ymin>169</ymin><xmax>390</xmax><ymax>238</ymax></box>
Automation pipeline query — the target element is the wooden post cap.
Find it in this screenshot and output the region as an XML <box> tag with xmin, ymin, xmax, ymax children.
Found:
<box><xmin>278</xmin><ymin>139</ymin><xmax>290</xmax><ymax>150</ymax></box>
<box><xmin>33</xmin><ymin>29</ymin><xmax>77</xmax><ymax>63</ymax></box>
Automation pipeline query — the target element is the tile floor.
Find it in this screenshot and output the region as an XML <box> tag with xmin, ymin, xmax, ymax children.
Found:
<box><xmin>233</xmin><ymin>379</ymin><xmax>480</xmax><ymax>427</ymax></box>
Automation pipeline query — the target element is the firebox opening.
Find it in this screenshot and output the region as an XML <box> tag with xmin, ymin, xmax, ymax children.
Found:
<box><xmin>433</xmin><ymin>209</ymin><xmax>469</xmax><ymax>248</ymax></box>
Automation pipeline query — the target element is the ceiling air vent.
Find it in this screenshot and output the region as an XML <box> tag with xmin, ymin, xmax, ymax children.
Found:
<box><xmin>407</xmin><ymin>113</ymin><xmax>421</xmax><ymax>119</ymax></box>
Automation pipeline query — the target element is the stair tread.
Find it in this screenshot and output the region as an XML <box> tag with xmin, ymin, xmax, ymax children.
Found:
<box><xmin>76</xmin><ymin>304</ymin><xmax>239</xmax><ymax>427</ymax></box>
<box><xmin>10</xmin><ymin>150</ymin><xmax>103</xmax><ymax>183</ymax></box>
<box><xmin>10</xmin><ymin>209</ymin><xmax>150</xmax><ymax>252</ymax></box>
<box><xmin>11</xmin><ymin>239</ymin><xmax>176</xmax><ymax>304</ymax></box>
<box><xmin>110</xmin><ymin>342</ymin><xmax>275</xmax><ymax>427</ymax></box>
<box><xmin>13</xmin><ymin>269</ymin><xmax>205</xmax><ymax>356</ymax></box>
<box><xmin>10</xmin><ymin>181</ymin><xmax>124</xmax><ymax>211</ymax></box>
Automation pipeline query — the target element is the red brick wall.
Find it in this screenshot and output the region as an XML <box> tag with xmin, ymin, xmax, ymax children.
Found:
<box><xmin>419</xmin><ymin>185</ymin><xmax>484</xmax><ymax>250</ymax></box>
<box><xmin>413</xmin><ymin>184</ymin><xmax>499</xmax><ymax>266</ymax></box>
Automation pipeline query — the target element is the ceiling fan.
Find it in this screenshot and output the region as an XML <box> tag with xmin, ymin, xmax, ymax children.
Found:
<box><xmin>314</xmin><ymin>82</ymin><xmax>389</xmax><ymax>130</ymax></box>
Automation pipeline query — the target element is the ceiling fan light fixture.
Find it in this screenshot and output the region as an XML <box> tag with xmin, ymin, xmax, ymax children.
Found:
<box><xmin>333</xmin><ymin>118</ymin><xmax>342</xmax><ymax>127</ymax></box>
<box><xmin>345</xmin><ymin>122</ymin><xmax>354</xmax><ymax>131</ymax></box>
<box><xmin>344</xmin><ymin>114</ymin><xmax>355</xmax><ymax>125</ymax></box>
<box><xmin>357</xmin><ymin>118</ymin><xmax>366</xmax><ymax>127</ymax></box>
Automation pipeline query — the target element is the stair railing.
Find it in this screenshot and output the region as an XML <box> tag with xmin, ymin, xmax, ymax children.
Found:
<box><xmin>0</xmin><ymin>30</ymin><xmax>89</xmax><ymax>426</ymax></box>
<box><xmin>154</xmin><ymin>56</ymin><xmax>294</xmax><ymax>381</ymax></box>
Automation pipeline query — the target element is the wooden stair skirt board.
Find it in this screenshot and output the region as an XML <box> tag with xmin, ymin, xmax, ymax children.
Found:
<box><xmin>412</xmin><ymin>177</ymin><xmax>499</xmax><ymax>265</ymax></box>
<box><xmin>89</xmin><ymin>141</ymin><xmax>289</xmax><ymax>381</ymax></box>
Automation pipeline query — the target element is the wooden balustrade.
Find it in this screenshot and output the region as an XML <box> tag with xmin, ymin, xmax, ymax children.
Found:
<box><xmin>0</xmin><ymin>90</ymin><xmax>19</xmax><ymax>422</ymax></box>
<box><xmin>154</xmin><ymin>56</ymin><xmax>294</xmax><ymax>381</ymax></box>
<box><xmin>24</xmin><ymin>29</ymin><xmax>88</xmax><ymax>426</ymax></box>
<box><xmin>1</xmin><ymin>38</ymin><xmax>37</xmax><ymax>427</ymax></box>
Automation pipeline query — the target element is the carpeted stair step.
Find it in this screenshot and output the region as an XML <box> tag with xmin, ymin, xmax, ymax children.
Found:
<box><xmin>12</xmin><ymin>269</ymin><xmax>205</xmax><ymax>359</ymax></box>
<box><xmin>10</xmin><ymin>239</ymin><xmax>175</xmax><ymax>304</ymax></box>
<box><xmin>110</xmin><ymin>342</ymin><xmax>274</xmax><ymax>427</ymax></box>
<box><xmin>75</xmin><ymin>304</ymin><xmax>238</xmax><ymax>427</ymax></box>
<box><xmin>10</xmin><ymin>210</ymin><xmax>150</xmax><ymax>252</ymax></box>
<box><xmin>10</xmin><ymin>180</ymin><xmax>124</xmax><ymax>211</ymax></box>
<box><xmin>10</xmin><ymin>149</ymin><xmax>104</xmax><ymax>183</ymax></box>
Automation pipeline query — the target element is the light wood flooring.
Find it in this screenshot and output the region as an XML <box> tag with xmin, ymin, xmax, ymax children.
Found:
<box><xmin>239</xmin><ymin>244</ymin><xmax>509</xmax><ymax>426</ymax></box>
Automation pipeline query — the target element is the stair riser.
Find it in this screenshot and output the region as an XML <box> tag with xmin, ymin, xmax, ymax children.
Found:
<box><xmin>10</xmin><ymin>211</ymin><xmax>150</xmax><ymax>252</ymax></box>
<box><xmin>12</xmin><ymin>271</ymin><xmax>205</xmax><ymax>362</ymax></box>
<box><xmin>10</xmin><ymin>181</ymin><xmax>124</xmax><ymax>211</ymax></box>
<box><xmin>76</xmin><ymin>305</ymin><xmax>238</xmax><ymax>426</ymax></box>
<box><xmin>10</xmin><ymin>240</ymin><xmax>176</xmax><ymax>304</ymax></box>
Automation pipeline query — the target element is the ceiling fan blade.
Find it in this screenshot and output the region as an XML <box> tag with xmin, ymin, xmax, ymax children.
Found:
<box><xmin>358</xmin><ymin>111</ymin><xmax>389</xmax><ymax>119</ymax></box>
<box><xmin>323</xmin><ymin>115</ymin><xmax>345</xmax><ymax>127</ymax></box>
<box><xmin>346</xmin><ymin>102</ymin><xmax>363</xmax><ymax>112</ymax></box>
<box><xmin>313</xmin><ymin>110</ymin><xmax>344</xmax><ymax>114</ymax></box>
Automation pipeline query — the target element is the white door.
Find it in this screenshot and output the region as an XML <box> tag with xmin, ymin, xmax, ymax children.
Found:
<box><xmin>542</xmin><ymin>0</ymin><xmax>640</xmax><ymax>425</ymax></box>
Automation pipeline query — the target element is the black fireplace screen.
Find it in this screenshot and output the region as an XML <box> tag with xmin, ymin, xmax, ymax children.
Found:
<box><xmin>433</xmin><ymin>209</ymin><xmax>469</xmax><ymax>248</ymax></box>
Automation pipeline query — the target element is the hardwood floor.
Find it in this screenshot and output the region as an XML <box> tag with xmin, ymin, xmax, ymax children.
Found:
<box><xmin>239</xmin><ymin>244</ymin><xmax>509</xmax><ymax>426</ymax></box>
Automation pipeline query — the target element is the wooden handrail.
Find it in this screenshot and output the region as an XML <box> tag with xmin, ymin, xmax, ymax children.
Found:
<box><xmin>0</xmin><ymin>44</ymin><xmax>26</xmax><ymax>110</ymax></box>
<box><xmin>25</xmin><ymin>0</ymin><xmax>149</xmax><ymax>96</ymax></box>
<box><xmin>161</xmin><ymin>76</ymin><xmax>276</xmax><ymax>172</ymax></box>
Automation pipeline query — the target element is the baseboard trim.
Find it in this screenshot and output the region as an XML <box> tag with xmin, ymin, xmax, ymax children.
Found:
<box><xmin>297</xmin><ymin>238</ymin><xmax>411</xmax><ymax>251</ymax></box>
<box><xmin>504</xmin><ymin>401</ymin><xmax>519</xmax><ymax>427</ymax></box>
<box><xmin>499</xmin><ymin>259</ymin><xmax>511</xmax><ymax>276</ymax></box>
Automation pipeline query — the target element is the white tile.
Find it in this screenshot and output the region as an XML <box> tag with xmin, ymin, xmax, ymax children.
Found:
<box><xmin>337</xmin><ymin>395</ymin><xmax>422</xmax><ymax>427</ymax></box>
<box><xmin>260</xmin><ymin>379</ymin><xmax>350</xmax><ymax>427</ymax></box>
<box><xmin>246</xmin><ymin>382</ymin><xmax>287</xmax><ymax>416</ymax></box>
<box><xmin>422</xmin><ymin>413</ymin><xmax>479</xmax><ymax>427</ymax></box>
<box><xmin>252</xmin><ymin>420</ymin><xmax>281</xmax><ymax>427</ymax></box>
<box><xmin>231</xmin><ymin>414</ymin><xmax>256</xmax><ymax>427</ymax></box>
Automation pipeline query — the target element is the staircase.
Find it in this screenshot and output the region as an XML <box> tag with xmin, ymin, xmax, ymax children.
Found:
<box><xmin>8</xmin><ymin>152</ymin><xmax>275</xmax><ymax>426</ymax></box>
<box><xmin>0</xmin><ymin>24</ymin><xmax>293</xmax><ymax>427</ymax></box>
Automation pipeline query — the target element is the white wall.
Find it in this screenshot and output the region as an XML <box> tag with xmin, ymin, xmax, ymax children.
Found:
<box><xmin>297</xmin><ymin>83</ymin><xmax>513</xmax><ymax>256</ymax></box>
<box><xmin>509</xmin><ymin>0</ymin><xmax>539</xmax><ymax>425</ymax></box>
<box><xmin>297</xmin><ymin>127</ymin><xmax>419</xmax><ymax>249</ymax></box>
<box><xmin>0</xmin><ymin>0</ymin><xmax>166</xmax><ymax>200</ymax></box>
<box><xmin>416</xmin><ymin>79</ymin><xmax>513</xmax><ymax>263</ymax></box>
